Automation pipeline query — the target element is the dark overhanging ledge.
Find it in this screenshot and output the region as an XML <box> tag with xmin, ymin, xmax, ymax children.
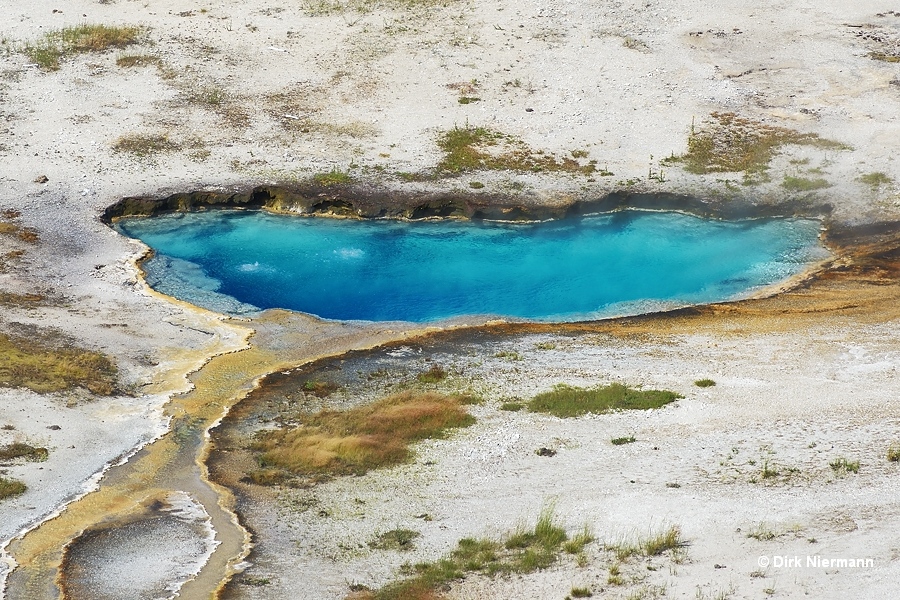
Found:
<box><xmin>101</xmin><ymin>183</ymin><xmax>836</xmax><ymax>225</ymax></box>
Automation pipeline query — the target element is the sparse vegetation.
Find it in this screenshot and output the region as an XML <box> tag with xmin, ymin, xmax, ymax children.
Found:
<box><xmin>694</xmin><ymin>378</ymin><xmax>716</xmax><ymax>388</ymax></box>
<box><xmin>311</xmin><ymin>169</ymin><xmax>353</xmax><ymax>186</ymax></box>
<box><xmin>829</xmin><ymin>457</ymin><xmax>860</xmax><ymax>474</ymax></box>
<box><xmin>500</xmin><ymin>402</ymin><xmax>523</xmax><ymax>412</ymax></box>
<box><xmin>350</xmin><ymin>505</ymin><xmax>585</xmax><ymax>600</ymax></box>
<box><xmin>666</xmin><ymin>112</ymin><xmax>848</xmax><ymax>178</ymax></box>
<box><xmin>369</xmin><ymin>529</ymin><xmax>421</xmax><ymax>551</ymax></box>
<box><xmin>858</xmin><ymin>171</ymin><xmax>893</xmax><ymax>189</ymax></box>
<box><xmin>24</xmin><ymin>24</ymin><xmax>142</xmax><ymax>71</ymax></box>
<box><xmin>0</xmin><ymin>442</ymin><xmax>49</xmax><ymax>462</ymax></box>
<box><xmin>0</xmin><ymin>330</ymin><xmax>117</xmax><ymax>395</ymax></box>
<box><xmin>611</xmin><ymin>436</ymin><xmax>636</xmax><ymax>446</ymax></box>
<box><xmin>416</xmin><ymin>365</ymin><xmax>447</xmax><ymax>384</ymax></box>
<box><xmin>527</xmin><ymin>383</ymin><xmax>682</xmax><ymax>418</ymax></box>
<box><xmin>534</xmin><ymin>342</ymin><xmax>557</xmax><ymax>350</ymax></box>
<box><xmin>493</xmin><ymin>350</ymin><xmax>522</xmax><ymax>361</ymax></box>
<box><xmin>607</xmin><ymin>525</ymin><xmax>686</xmax><ymax>560</ymax></box>
<box><xmin>887</xmin><ymin>443</ymin><xmax>900</xmax><ymax>462</ymax></box>
<box><xmin>436</xmin><ymin>125</ymin><xmax>595</xmax><ymax>175</ymax></box>
<box><xmin>250</xmin><ymin>391</ymin><xmax>475</xmax><ymax>480</ymax></box>
<box><xmin>112</xmin><ymin>133</ymin><xmax>179</xmax><ymax>158</ymax></box>
<box><xmin>746</xmin><ymin>522</ymin><xmax>778</xmax><ymax>541</ymax></box>
<box><xmin>116</xmin><ymin>53</ymin><xmax>162</xmax><ymax>68</ymax></box>
<box><xmin>781</xmin><ymin>176</ymin><xmax>831</xmax><ymax>192</ymax></box>
<box><xmin>570</xmin><ymin>587</ymin><xmax>593</xmax><ymax>598</ymax></box>
<box><xmin>302</xmin><ymin>379</ymin><xmax>340</xmax><ymax>397</ymax></box>
<box><xmin>0</xmin><ymin>476</ymin><xmax>27</xmax><ymax>500</ymax></box>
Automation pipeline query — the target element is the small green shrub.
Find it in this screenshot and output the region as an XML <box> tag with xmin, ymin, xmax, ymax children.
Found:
<box><xmin>494</xmin><ymin>350</ymin><xmax>522</xmax><ymax>361</ymax></box>
<box><xmin>570</xmin><ymin>587</ymin><xmax>593</xmax><ymax>598</ymax></box>
<box><xmin>760</xmin><ymin>460</ymin><xmax>779</xmax><ymax>479</ymax></box>
<box><xmin>694</xmin><ymin>378</ymin><xmax>716</xmax><ymax>388</ymax></box>
<box><xmin>458</xmin><ymin>96</ymin><xmax>480</xmax><ymax>104</ymax></box>
<box><xmin>528</xmin><ymin>383</ymin><xmax>682</xmax><ymax>418</ymax></box>
<box><xmin>611</xmin><ymin>436</ymin><xmax>636</xmax><ymax>446</ymax></box>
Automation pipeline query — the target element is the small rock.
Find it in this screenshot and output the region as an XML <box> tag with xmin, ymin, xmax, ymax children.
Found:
<box><xmin>47</xmin><ymin>425</ymin><xmax>61</xmax><ymax>430</ymax></box>
<box><xmin>535</xmin><ymin>447</ymin><xmax>556</xmax><ymax>457</ymax></box>
<box><xmin>525</xmin><ymin>108</ymin><xmax>534</xmax><ymax>112</ymax></box>
<box><xmin>34</xmin><ymin>175</ymin><xmax>49</xmax><ymax>184</ymax></box>
<box><xmin>714</xmin><ymin>564</ymin><xmax>727</xmax><ymax>569</ymax></box>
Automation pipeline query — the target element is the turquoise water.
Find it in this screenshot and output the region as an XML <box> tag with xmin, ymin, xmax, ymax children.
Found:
<box><xmin>117</xmin><ymin>210</ymin><xmax>827</xmax><ymax>322</ymax></box>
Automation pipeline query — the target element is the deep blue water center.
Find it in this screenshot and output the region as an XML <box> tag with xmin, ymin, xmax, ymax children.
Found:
<box><xmin>117</xmin><ymin>210</ymin><xmax>827</xmax><ymax>322</ymax></box>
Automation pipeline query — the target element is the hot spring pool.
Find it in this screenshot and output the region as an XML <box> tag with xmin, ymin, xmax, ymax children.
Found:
<box><xmin>117</xmin><ymin>210</ymin><xmax>828</xmax><ymax>322</ymax></box>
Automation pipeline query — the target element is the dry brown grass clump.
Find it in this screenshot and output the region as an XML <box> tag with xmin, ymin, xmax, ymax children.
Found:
<box><xmin>250</xmin><ymin>391</ymin><xmax>475</xmax><ymax>479</ymax></box>
<box><xmin>112</xmin><ymin>133</ymin><xmax>179</xmax><ymax>157</ymax></box>
<box><xmin>668</xmin><ymin>112</ymin><xmax>847</xmax><ymax>177</ymax></box>
<box><xmin>0</xmin><ymin>331</ymin><xmax>117</xmax><ymax>395</ymax></box>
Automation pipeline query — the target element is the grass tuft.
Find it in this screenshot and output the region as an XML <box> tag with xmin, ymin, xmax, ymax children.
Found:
<box><xmin>608</xmin><ymin>525</ymin><xmax>686</xmax><ymax>560</ymax></box>
<box><xmin>694</xmin><ymin>378</ymin><xmax>716</xmax><ymax>388</ymax></box>
<box><xmin>250</xmin><ymin>391</ymin><xmax>475</xmax><ymax>479</ymax></box>
<box><xmin>25</xmin><ymin>24</ymin><xmax>142</xmax><ymax>71</ymax></box>
<box><xmin>527</xmin><ymin>383</ymin><xmax>681</xmax><ymax>418</ymax></box>
<box><xmin>611</xmin><ymin>436</ymin><xmax>636</xmax><ymax>446</ymax></box>
<box><xmin>369</xmin><ymin>529</ymin><xmax>421</xmax><ymax>551</ymax></box>
<box><xmin>0</xmin><ymin>476</ymin><xmax>26</xmax><ymax>500</ymax></box>
<box><xmin>829</xmin><ymin>457</ymin><xmax>860</xmax><ymax>474</ymax></box>
<box><xmin>887</xmin><ymin>443</ymin><xmax>900</xmax><ymax>462</ymax></box>
<box><xmin>416</xmin><ymin>365</ymin><xmax>446</xmax><ymax>384</ymax></box>
<box><xmin>0</xmin><ymin>442</ymin><xmax>48</xmax><ymax>462</ymax></box>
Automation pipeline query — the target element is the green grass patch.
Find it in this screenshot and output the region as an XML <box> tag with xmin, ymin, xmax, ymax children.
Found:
<box><xmin>0</xmin><ymin>476</ymin><xmax>26</xmax><ymax>500</ymax></box>
<box><xmin>311</xmin><ymin>169</ymin><xmax>353</xmax><ymax>186</ymax></box>
<box><xmin>416</xmin><ymin>365</ymin><xmax>446</xmax><ymax>384</ymax></box>
<box><xmin>436</xmin><ymin>125</ymin><xmax>595</xmax><ymax>175</ymax></box>
<box><xmin>666</xmin><ymin>112</ymin><xmax>848</xmax><ymax>176</ymax></box>
<box><xmin>250</xmin><ymin>390</ymin><xmax>475</xmax><ymax>479</ymax></box>
<box><xmin>113</xmin><ymin>133</ymin><xmax>179</xmax><ymax>157</ymax></box>
<box><xmin>353</xmin><ymin>505</ymin><xmax>584</xmax><ymax>600</ymax></box>
<box><xmin>370</xmin><ymin>529</ymin><xmax>421</xmax><ymax>551</ymax></box>
<box><xmin>0</xmin><ymin>330</ymin><xmax>117</xmax><ymax>395</ymax></box>
<box><xmin>781</xmin><ymin>176</ymin><xmax>831</xmax><ymax>192</ymax></box>
<box><xmin>611</xmin><ymin>436</ymin><xmax>636</xmax><ymax>446</ymax></box>
<box><xmin>570</xmin><ymin>586</ymin><xmax>593</xmax><ymax>598</ymax></box>
<box><xmin>24</xmin><ymin>24</ymin><xmax>142</xmax><ymax>71</ymax></box>
<box><xmin>0</xmin><ymin>442</ymin><xmax>48</xmax><ymax>462</ymax></box>
<box><xmin>500</xmin><ymin>402</ymin><xmax>523</xmax><ymax>412</ymax></box>
<box><xmin>694</xmin><ymin>378</ymin><xmax>716</xmax><ymax>388</ymax></box>
<box><xmin>829</xmin><ymin>457</ymin><xmax>860</xmax><ymax>474</ymax></box>
<box><xmin>527</xmin><ymin>383</ymin><xmax>682</xmax><ymax>418</ymax></box>
<box><xmin>858</xmin><ymin>171</ymin><xmax>893</xmax><ymax>189</ymax></box>
<box><xmin>457</xmin><ymin>96</ymin><xmax>480</xmax><ymax>104</ymax></box>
